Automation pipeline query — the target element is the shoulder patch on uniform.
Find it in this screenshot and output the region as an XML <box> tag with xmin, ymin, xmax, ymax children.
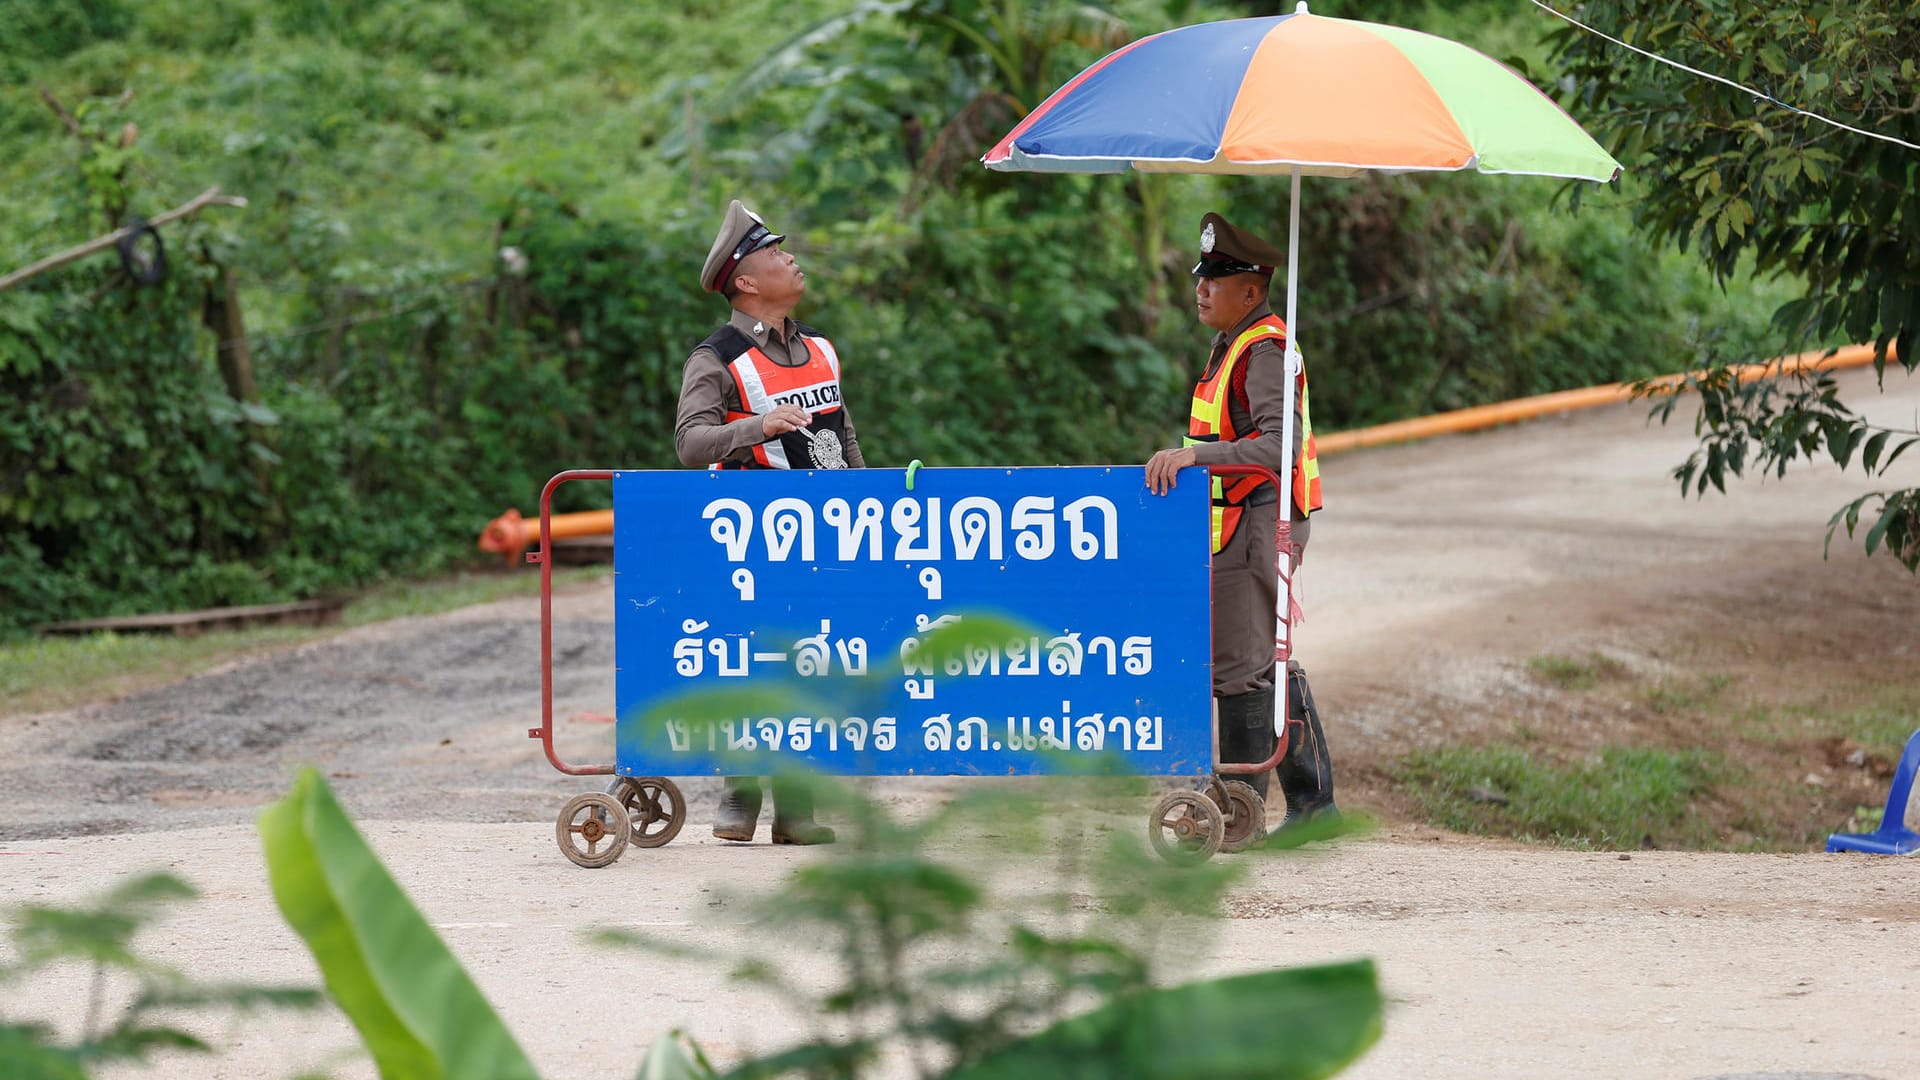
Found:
<box><xmin>700</xmin><ymin>324</ymin><xmax>755</xmax><ymax>364</ymax></box>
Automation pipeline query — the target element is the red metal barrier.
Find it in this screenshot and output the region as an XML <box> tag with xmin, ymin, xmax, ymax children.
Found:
<box><xmin>527</xmin><ymin>464</ymin><xmax>1299</xmax><ymax>779</ymax></box>
<box><xmin>526</xmin><ymin>470</ymin><xmax>616</xmax><ymax>776</ymax></box>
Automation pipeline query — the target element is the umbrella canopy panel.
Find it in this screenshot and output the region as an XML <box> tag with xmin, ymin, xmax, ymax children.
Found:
<box><xmin>983</xmin><ymin>11</ymin><xmax>1621</xmax><ymax>181</ymax></box>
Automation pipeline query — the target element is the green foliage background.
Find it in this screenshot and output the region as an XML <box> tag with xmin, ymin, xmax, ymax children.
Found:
<box><xmin>0</xmin><ymin>0</ymin><xmax>1795</xmax><ymax>633</ymax></box>
<box><xmin>1551</xmin><ymin>0</ymin><xmax>1920</xmax><ymax>568</ymax></box>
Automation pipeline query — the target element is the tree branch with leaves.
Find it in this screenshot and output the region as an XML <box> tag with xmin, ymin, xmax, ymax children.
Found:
<box><xmin>1550</xmin><ymin>0</ymin><xmax>1920</xmax><ymax>569</ymax></box>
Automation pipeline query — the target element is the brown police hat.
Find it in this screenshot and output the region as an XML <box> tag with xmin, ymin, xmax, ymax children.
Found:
<box><xmin>1191</xmin><ymin>212</ymin><xmax>1284</xmax><ymax>278</ymax></box>
<box><xmin>701</xmin><ymin>200</ymin><xmax>785</xmax><ymax>294</ymax></box>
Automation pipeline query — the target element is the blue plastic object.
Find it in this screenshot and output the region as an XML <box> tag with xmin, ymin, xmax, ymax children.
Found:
<box><xmin>1826</xmin><ymin>727</ymin><xmax>1920</xmax><ymax>854</ymax></box>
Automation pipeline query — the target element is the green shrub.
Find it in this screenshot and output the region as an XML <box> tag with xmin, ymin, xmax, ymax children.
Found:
<box><xmin>0</xmin><ymin>0</ymin><xmax>132</xmax><ymax>67</ymax></box>
<box><xmin>0</xmin><ymin>0</ymin><xmax>1806</xmax><ymax>633</ymax></box>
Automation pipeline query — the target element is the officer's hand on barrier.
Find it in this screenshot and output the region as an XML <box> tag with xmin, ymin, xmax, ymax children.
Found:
<box><xmin>1144</xmin><ymin>446</ymin><xmax>1197</xmax><ymax>495</ymax></box>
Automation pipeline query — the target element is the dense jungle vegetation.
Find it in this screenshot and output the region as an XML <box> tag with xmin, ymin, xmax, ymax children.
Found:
<box><xmin>0</xmin><ymin>0</ymin><xmax>1807</xmax><ymax>632</ymax></box>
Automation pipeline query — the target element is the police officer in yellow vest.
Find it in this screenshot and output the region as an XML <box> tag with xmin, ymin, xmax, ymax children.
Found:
<box><xmin>671</xmin><ymin>199</ymin><xmax>863</xmax><ymax>845</ymax></box>
<box><xmin>1144</xmin><ymin>212</ymin><xmax>1336</xmax><ymax>838</ymax></box>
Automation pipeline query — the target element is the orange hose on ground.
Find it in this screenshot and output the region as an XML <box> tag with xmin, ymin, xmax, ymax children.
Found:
<box><xmin>1317</xmin><ymin>343</ymin><xmax>1896</xmax><ymax>456</ymax></box>
<box><xmin>476</xmin><ymin>508</ymin><xmax>615</xmax><ymax>563</ymax></box>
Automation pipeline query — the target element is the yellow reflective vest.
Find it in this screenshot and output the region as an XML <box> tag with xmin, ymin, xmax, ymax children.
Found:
<box><xmin>1183</xmin><ymin>315</ymin><xmax>1322</xmax><ymax>553</ymax></box>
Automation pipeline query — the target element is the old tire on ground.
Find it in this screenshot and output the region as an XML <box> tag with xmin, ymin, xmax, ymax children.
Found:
<box><xmin>1148</xmin><ymin>790</ymin><xmax>1225</xmax><ymax>865</ymax></box>
<box><xmin>557</xmin><ymin>792</ymin><xmax>630</xmax><ymax>868</ymax></box>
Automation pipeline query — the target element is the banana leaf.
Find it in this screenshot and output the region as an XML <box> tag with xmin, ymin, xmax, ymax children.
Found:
<box><xmin>259</xmin><ymin>768</ymin><xmax>540</xmax><ymax>1080</ymax></box>
<box><xmin>951</xmin><ymin>959</ymin><xmax>1381</xmax><ymax>1080</ymax></box>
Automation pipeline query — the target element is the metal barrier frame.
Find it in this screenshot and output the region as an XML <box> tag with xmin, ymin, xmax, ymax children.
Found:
<box><xmin>529</xmin><ymin>464</ymin><xmax>1299</xmax><ymax>778</ymax></box>
<box><xmin>527</xmin><ymin>469</ymin><xmax>616</xmax><ymax>776</ymax></box>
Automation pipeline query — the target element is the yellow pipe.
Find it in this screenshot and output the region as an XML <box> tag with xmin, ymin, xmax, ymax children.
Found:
<box><xmin>1318</xmin><ymin>343</ymin><xmax>1894</xmax><ymax>456</ymax></box>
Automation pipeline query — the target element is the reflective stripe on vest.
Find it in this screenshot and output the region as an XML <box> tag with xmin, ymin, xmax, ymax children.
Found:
<box><xmin>720</xmin><ymin>333</ymin><xmax>850</xmax><ymax>469</ymax></box>
<box><xmin>1183</xmin><ymin>316</ymin><xmax>1322</xmax><ymax>552</ymax></box>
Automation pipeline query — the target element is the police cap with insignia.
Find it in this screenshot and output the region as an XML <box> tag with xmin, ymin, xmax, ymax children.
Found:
<box><xmin>702</xmin><ymin>199</ymin><xmax>786</xmax><ymax>294</ymax></box>
<box><xmin>1191</xmin><ymin>212</ymin><xmax>1284</xmax><ymax>278</ymax></box>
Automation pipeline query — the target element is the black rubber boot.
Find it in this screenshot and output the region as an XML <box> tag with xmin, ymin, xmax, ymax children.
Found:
<box><xmin>1216</xmin><ymin>684</ymin><xmax>1277</xmax><ymax>802</ymax></box>
<box><xmin>712</xmin><ymin>776</ymin><xmax>762</xmax><ymax>842</ymax></box>
<box><xmin>1276</xmin><ymin>662</ymin><xmax>1338</xmax><ymax>829</ymax></box>
<box><xmin>770</xmin><ymin>777</ymin><xmax>835</xmax><ymax>846</ymax></box>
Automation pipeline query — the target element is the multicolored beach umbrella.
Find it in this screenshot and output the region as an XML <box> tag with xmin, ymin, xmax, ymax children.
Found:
<box><xmin>984</xmin><ymin>5</ymin><xmax>1619</xmax><ymax>740</ymax></box>
<box><xmin>982</xmin><ymin>7</ymin><xmax>1622</xmax><ymax>181</ymax></box>
<box><xmin>980</xmin><ymin>2</ymin><xmax>1622</xmax><ymax>453</ymax></box>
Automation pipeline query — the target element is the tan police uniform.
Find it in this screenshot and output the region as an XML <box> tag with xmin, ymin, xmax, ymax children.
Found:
<box><xmin>1187</xmin><ymin>212</ymin><xmax>1337</xmax><ymax>832</ymax></box>
<box><xmin>1189</xmin><ymin>215</ymin><xmax>1309</xmax><ymax>699</ymax></box>
<box><xmin>674</xmin><ymin>308</ymin><xmax>866</xmax><ymax>469</ymax></box>
<box><xmin>670</xmin><ymin>199</ymin><xmax>850</xmax><ymax>845</ymax></box>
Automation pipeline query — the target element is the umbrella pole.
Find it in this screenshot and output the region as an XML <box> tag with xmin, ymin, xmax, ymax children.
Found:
<box><xmin>1273</xmin><ymin>165</ymin><xmax>1302</xmax><ymax>739</ymax></box>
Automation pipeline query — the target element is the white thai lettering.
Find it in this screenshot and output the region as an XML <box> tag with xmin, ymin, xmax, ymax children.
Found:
<box><xmin>822</xmin><ymin>497</ymin><xmax>884</xmax><ymax>560</ymax></box>
<box><xmin>762</xmin><ymin>498</ymin><xmax>815</xmax><ymax>561</ymax></box>
<box><xmin>703</xmin><ymin>498</ymin><xmax>753</xmax><ymax>561</ymax></box>
<box><xmin>1012</xmin><ymin>496</ymin><xmax>1056</xmax><ymax>560</ymax></box>
<box><xmin>891</xmin><ymin>497</ymin><xmax>943</xmax><ymax>560</ymax></box>
<box><xmin>949</xmin><ymin>496</ymin><xmax>1004</xmax><ymax>560</ymax></box>
<box><xmin>1063</xmin><ymin>495</ymin><xmax>1118</xmax><ymax>560</ymax></box>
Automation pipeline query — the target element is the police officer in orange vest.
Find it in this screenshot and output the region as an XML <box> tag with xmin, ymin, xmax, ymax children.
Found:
<box><xmin>672</xmin><ymin>199</ymin><xmax>864</xmax><ymax>845</ymax></box>
<box><xmin>1144</xmin><ymin>212</ymin><xmax>1336</xmax><ymax>840</ymax></box>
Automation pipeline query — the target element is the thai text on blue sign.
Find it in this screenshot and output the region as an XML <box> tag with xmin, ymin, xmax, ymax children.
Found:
<box><xmin>613</xmin><ymin>466</ymin><xmax>1213</xmax><ymax>776</ymax></box>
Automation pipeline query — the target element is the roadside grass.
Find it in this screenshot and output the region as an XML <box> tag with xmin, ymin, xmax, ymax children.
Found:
<box><xmin>1396</xmin><ymin>745</ymin><xmax>1725</xmax><ymax>850</ymax></box>
<box><xmin>1639</xmin><ymin>672</ymin><xmax>1736</xmax><ymax>714</ymax></box>
<box><xmin>0</xmin><ymin>567</ymin><xmax>607</xmax><ymax>718</ymax></box>
<box><xmin>1524</xmin><ymin>652</ymin><xmax>1740</xmax><ymax>714</ymax></box>
<box><xmin>1401</xmin><ymin>647</ymin><xmax>1920</xmax><ymax>851</ymax></box>
<box><xmin>1526</xmin><ymin>651</ymin><xmax>1629</xmax><ymax>691</ymax></box>
<box><xmin>335</xmin><ymin>567</ymin><xmax>607</xmax><ymax>627</ymax></box>
<box><xmin>1732</xmin><ymin>681</ymin><xmax>1920</xmax><ymax>757</ymax></box>
<box><xmin>1838</xmin><ymin>802</ymin><xmax>1891</xmax><ymax>836</ymax></box>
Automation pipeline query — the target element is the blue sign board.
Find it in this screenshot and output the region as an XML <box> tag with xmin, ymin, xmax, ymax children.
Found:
<box><xmin>613</xmin><ymin>466</ymin><xmax>1212</xmax><ymax>776</ymax></box>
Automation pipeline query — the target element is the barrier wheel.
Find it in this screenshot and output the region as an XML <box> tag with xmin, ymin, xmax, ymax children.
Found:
<box><xmin>1148</xmin><ymin>791</ymin><xmax>1224</xmax><ymax>865</ymax></box>
<box><xmin>1216</xmin><ymin>780</ymin><xmax>1268</xmax><ymax>853</ymax></box>
<box><xmin>611</xmin><ymin>776</ymin><xmax>686</xmax><ymax>849</ymax></box>
<box><xmin>1203</xmin><ymin>776</ymin><xmax>1229</xmax><ymax>809</ymax></box>
<box><xmin>557</xmin><ymin>792</ymin><xmax>630</xmax><ymax>868</ymax></box>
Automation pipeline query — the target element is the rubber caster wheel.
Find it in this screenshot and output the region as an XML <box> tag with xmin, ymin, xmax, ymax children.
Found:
<box><xmin>557</xmin><ymin>792</ymin><xmax>630</xmax><ymax>868</ymax></box>
<box><xmin>609</xmin><ymin>776</ymin><xmax>686</xmax><ymax>849</ymax></box>
<box><xmin>1148</xmin><ymin>790</ymin><xmax>1225</xmax><ymax>865</ymax></box>
<box><xmin>1215</xmin><ymin>780</ymin><xmax>1267</xmax><ymax>853</ymax></box>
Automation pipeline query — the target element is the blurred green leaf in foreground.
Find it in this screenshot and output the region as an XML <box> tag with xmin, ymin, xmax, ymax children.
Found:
<box><xmin>256</xmin><ymin>759</ymin><xmax>1379</xmax><ymax>1079</ymax></box>
<box><xmin>0</xmin><ymin>871</ymin><xmax>318</xmax><ymax>1079</ymax></box>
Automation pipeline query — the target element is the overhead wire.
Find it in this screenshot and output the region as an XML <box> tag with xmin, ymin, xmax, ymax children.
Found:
<box><xmin>1528</xmin><ymin>0</ymin><xmax>1920</xmax><ymax>152</ymax></box>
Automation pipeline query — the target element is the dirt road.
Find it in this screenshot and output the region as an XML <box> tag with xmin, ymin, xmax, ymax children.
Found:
<box><xmin>3</xmin><ymin>364</ymin><xmax>1917</xmax><ymax>1079</ymax></box>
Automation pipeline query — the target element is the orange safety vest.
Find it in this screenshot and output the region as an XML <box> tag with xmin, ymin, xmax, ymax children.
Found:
<box><xmin>1183</xmin><ymin>315</ymin><xmax>1322</xmax><ymax>552</ymax></box>
<box><xmin>706</xmin><ymin>322</ymin><xmax>852</xmax><ymax>470</ymax></box>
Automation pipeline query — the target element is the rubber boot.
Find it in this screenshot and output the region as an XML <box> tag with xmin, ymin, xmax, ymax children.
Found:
<box><xmin>770</xmin><ymin>777</ymin><xmax>835</xmax><ymax>846</ymax></box>
<box><xmin>1212</xmin><ymin>685</ymin><xmax>1276</xmax><ymax>851</ymax></box>
<box><xmin>1276</xmin><ymin>662</ymin><xmax>1338</xmax><ymax>829</ymax></box>
<box><xmin>1216</xmin><ymin>684</ymin><xmax>1277</xmax><ymax>802</ymax></box>
<box><xmin>712</xmin><ymin>777</ymin><xmax>762</xmax><ymax>842</ymax></box>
